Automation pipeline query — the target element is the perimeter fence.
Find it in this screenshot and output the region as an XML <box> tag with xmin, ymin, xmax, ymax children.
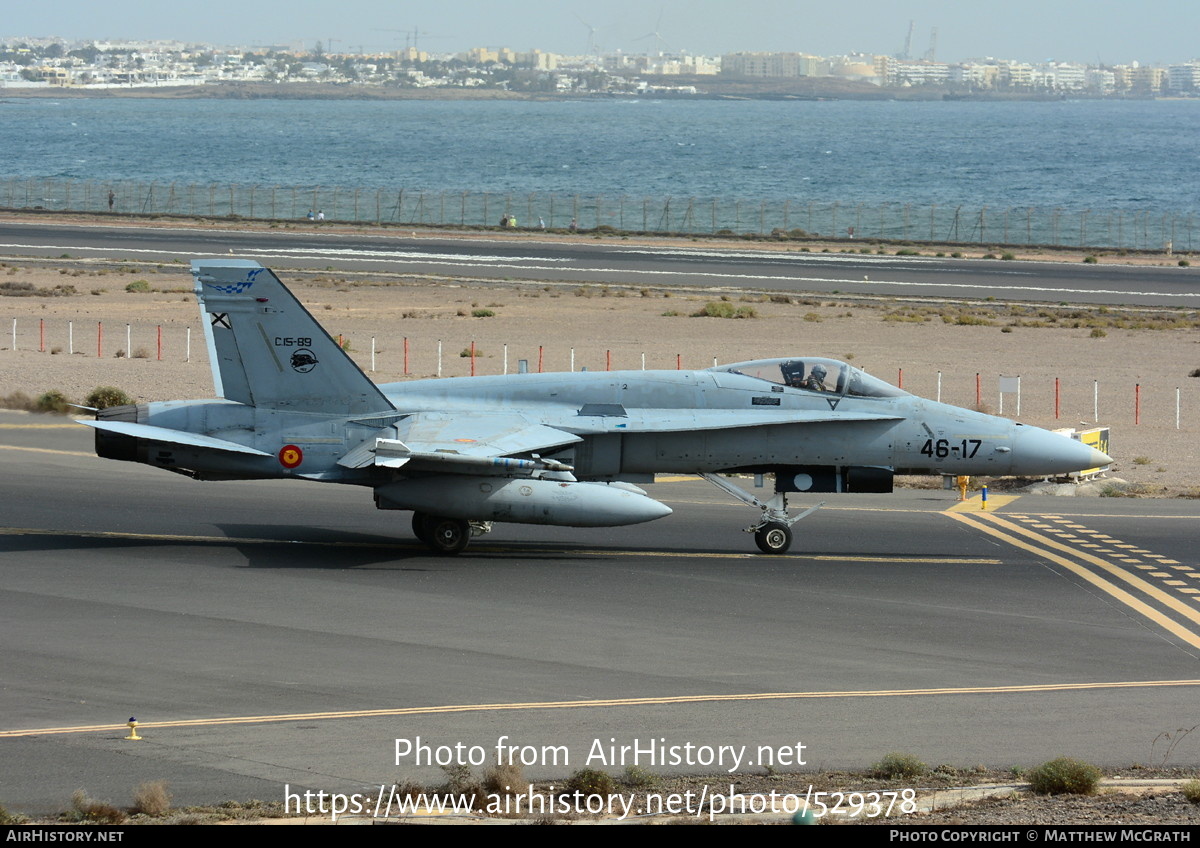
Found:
<box><xmin>4</xmin><ymin>316</ymin><xmax>1197</xmax><ymax>432</ymax></box>
<box><xmin>4</xmin><ymin>177</ymin><xmax>1196</xmax><ymax>252</ymax></box>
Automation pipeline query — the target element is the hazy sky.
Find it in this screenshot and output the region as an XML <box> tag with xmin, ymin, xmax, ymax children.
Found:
<box><xmin>6</xmin><ymin>0</ymin><xmax>1198</xmax><ymax>65</ymax></box>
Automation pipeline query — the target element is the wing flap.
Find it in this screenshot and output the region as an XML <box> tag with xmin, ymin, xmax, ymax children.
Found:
<box><xmin>338</xmin><ymin>411</ymin><xmax>582</xmax><ymax>472</ymax></box>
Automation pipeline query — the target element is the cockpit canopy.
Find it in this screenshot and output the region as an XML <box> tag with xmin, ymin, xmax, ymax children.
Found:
<box><xmin>709</xmin><ymin>358</ymin><xmax>910</xmax><ymax>399</ymax></box>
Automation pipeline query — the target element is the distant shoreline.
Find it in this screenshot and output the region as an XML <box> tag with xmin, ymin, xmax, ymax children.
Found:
<box><xmin>0</xmin><ymin>81</ymin><xmax>1148</xmax><ymax>103</ymax></box>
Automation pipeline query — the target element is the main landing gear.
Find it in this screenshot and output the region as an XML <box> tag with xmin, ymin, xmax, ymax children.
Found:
<box><xmin>698</xmin><ymin>473</ymin><xmax>824</xmax><ymax>555</ymax></box>
<box><xmin>411</xmin><ymin>512</ymin><xmax>492</xmax><ymax>555</ymax></box>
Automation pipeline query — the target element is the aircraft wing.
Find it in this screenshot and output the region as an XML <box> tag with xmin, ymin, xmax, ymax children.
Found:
<box><xmin>339</xmin><ymin>411</ymin><xmax>583</xmax><ymax>472</ymax></box>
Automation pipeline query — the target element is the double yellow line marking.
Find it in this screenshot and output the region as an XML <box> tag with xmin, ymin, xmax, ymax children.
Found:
<box><xmin>947</xmin><ymin>498</ymin><xmax>1200</xmax><ymax>650</ymax></box>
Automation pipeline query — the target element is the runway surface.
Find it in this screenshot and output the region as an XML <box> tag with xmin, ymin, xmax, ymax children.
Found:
<box><xmin>1</xmin><ymin>412</ymin><xmax>1198</xmax><ymax>814</ymax></box>
<box><xmin>1</xmin><ymin>219</ymin><xmax>1198</xmax><ymax>307</ymax></box>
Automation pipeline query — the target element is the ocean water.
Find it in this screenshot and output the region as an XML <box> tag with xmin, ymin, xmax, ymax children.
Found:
<box><xmin>2</xmin><ymin>96</ymin><xmax>1198</xmax><ymax>213</ymax></box>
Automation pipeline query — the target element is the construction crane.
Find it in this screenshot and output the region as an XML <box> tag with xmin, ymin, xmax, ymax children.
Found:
<box><xmin>923</xmin><ymin>27</ymin><xmax>938</xmax><ymax>62</ymax></box>
<box><xmin>899</xmin><ymin>20</ymin><xmax>914</xmax><ymax>60</ymax></box>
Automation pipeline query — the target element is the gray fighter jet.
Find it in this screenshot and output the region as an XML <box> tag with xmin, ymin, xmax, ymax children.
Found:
<box><xmin>83</xmin><ymin>259</ymin><xmax>1112</xmax><ymax>555</ymax></box>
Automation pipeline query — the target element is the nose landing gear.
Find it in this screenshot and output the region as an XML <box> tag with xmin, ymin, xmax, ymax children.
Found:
<box><xmin>698</xmin><ymin>473</ymin><xmax>825</xmax><ymax>555</ymax></box>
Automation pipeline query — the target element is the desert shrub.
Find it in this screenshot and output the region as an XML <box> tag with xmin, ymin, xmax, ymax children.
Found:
<box><xmin>471</xmin><ymin>309</ymin><xmax>495</xmax><ymax>318</ymax></box>
<box><xmin>803</xmin><ymin>312</ymin><xmax>822</xmax><ymax>322</ymax></box>
<box><xmin>1189</xmin><ymin>368</ymin><xmax>1200</xmax><ymax>378</ymax></box>
<box><xmin>692</xmin><ymin>301</ymin><xmax>756</xmax><ymax>319</ymax></box>
<box><xmin>483</xmin><ymin>762</ymin><xmax>529</xmax><ymax>797</ymax></box>
<box><xmin>85</xmin><ymin>386</ymin><xmax>132</xmax><ymax>409</ymax></box>
<box><xmin>1026</xmin><ymin>758</ymin><xmax>1101</xmax><ymax>795</ymax></box>
<box><xmin>871</xmin><ymin>752</ymin><xmax>928</xmax><ymax>780</ymax></box>
<box><xmin>621</xmin><ymin>765</ymin><xmax>658</xmax><ymax>788</ymax></box>
<box><xmin>1001</xmin><ymin>252</ymin><xmax>1016</xmax><ymax>260</ymax></box>
<box><xmin>0</xmin><ymin>804</ymin><xmax>27</xmax><ymax>824</ymax></box>
<box><xmin>1179</xmin><ymin>259</ymin><xmax>1191</xmax><ymax>267</ymax></box>
<box><xmin>131</xmin><ymin>781</ymin><xmax>172</xmax><ymax>817</ymax></box>
<box><xmin>71</xmin><ymin>790</ymin><xmax>127</xmax><ymax>824</ymax></box>
<box><xmin>694</xmin><ymin>301</ymin><xmax>734</xmax><ymax>318</ymax></box>
<box><xmin>566</xmin><ymin>768</ymin><xmax>615</xmax><ymax>798</ymax></box>
<box><xmin>124</xmin><ymin>280</ymin><xmax>151</xmax><ymax>293</ymax></box>
<box><xmin>132</xmin><ymin>347</ymin><xmax>150</xmax><ymax>359</ymax></box>
<box><xmin>390</xmin><ymin>780</ymin><xmax>425</xmax><ymax>803</ymax></box>
<box><xmin>954</xmin><ymin>314</ymin><xmax>994</xmax><ymax>326</ymax></box>
<box><xmin>1182</xmin><ymin>780</ymin><xmax>1200</xmax><ymax>804</ymax></box>
<box><xmin>436</xmin><ymin>765</ymin><xmax>484</xmax><ymax>808</ymax></box>
<box><xmin>0</xmin><ymin>391</ymin><xmax>34</xmax><ymax>411</ymax></box>
<box><xmin>1083</xmin><ymin>255</ymin><xmax>1098</xmax><ymax>264</ymax></box>
<box><xmin>35</xmin><ymin>390</ymin><xmax>73</xmax><ymax>414</ymax></box>
<box><xmin>1090</xmin><ymin>328</ymin><xmax>1107</xmax><ymax>338</ymax></box>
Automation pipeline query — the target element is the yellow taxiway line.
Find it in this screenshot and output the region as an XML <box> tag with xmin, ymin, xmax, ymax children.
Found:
<box><xmin>0</xmin><ymin>423</ymin><xmax>85</xmax><ymax>429</ymax></box>
<box><xmin>0</xmin><ymin>526</ymin><xmax>1000</xmax><ymax>564</ymax></box>
<box><xmin>4</xmin><ymin>678</ymin><xmax>1198</xmax><ymax>739</ymax></box>
<box><xmin>946</xmin><ymin>496</ymin><xmax>1200</xmax><ymax>651</ymax></box>
<box><xmin>0</xmin><ymin>444</ymin><xmax>93</xmax><ymax>458</ymax></box>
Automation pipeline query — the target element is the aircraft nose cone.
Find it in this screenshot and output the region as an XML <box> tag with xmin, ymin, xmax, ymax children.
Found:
<box><xmin>1011</xmin><ymin>426</ymin><xmax>1112</xmax><ymax>476</ymax></box>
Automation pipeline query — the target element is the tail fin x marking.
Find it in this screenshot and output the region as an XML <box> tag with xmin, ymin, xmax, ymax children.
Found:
<box><xmin>192</xmin><ymin>259</ymin><xmax>395</xmax><ymax>416</ymax></box>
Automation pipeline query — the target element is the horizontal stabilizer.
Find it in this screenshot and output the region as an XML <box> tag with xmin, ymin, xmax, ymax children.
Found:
<box><xmin>80</xmin><ymin>420</ymin><xmax>271</xmax><ymax>456</ymax></box>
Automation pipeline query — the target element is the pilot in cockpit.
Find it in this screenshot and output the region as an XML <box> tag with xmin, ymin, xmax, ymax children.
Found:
<box><xmin>801</xmin><ymin>363</ymin><xmax>829</xmax><ymax>391</ymax></box>
<box><xmin>780</xmin><ymin>360</ymin><xmax>805</xmax><ymax>388</ymax></box>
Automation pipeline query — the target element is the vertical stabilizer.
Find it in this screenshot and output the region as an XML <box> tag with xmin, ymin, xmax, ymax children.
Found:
<box><xmin>192</xmin><ymin>259</ymin><xmax>395</xmax><ymax>415</ymax></box>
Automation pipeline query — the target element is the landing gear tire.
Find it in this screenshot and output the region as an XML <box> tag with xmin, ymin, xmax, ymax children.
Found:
<box><xmin>411</xmin><ymin>511</ymin><xmax>433</xmax><ymax>544</ymax></box>
<box><xmin>754</xmin><ymin>522</ymin><xmax>792</xmax><ymax>555</ymax></box>
<box><xmin>427</xmin><ymin>516</ymin><xmax>471</xmax><ymax>555</ymax></box>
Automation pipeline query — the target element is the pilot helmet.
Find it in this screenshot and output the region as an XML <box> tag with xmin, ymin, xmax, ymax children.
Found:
<box><xmin>811</xmin><ymin>364</ymin><xmax>827</xmax><ymax>379</ymax></box>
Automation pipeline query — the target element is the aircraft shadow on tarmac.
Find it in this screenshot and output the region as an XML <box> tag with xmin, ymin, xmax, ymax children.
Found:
<box><xmin>3</xmin><ymin>526</ymin><xmax>430</xmax><ymax>570</ymax></box>
<box><xmin>4</xmin><ymin>524</ymin><xmax>726</xmax><ymax>570</ymax></box>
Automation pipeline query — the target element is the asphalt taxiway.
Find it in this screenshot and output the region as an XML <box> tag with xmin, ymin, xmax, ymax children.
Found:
<box><xmin>0</xmin><ymin>219</ymin><xmax>1197</xmax><ymax>307</ymax></box>
<box><xmin>1</xmin><ymin>413</ymin><xmax>1198</xmax><ymax>814</ymax></box>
